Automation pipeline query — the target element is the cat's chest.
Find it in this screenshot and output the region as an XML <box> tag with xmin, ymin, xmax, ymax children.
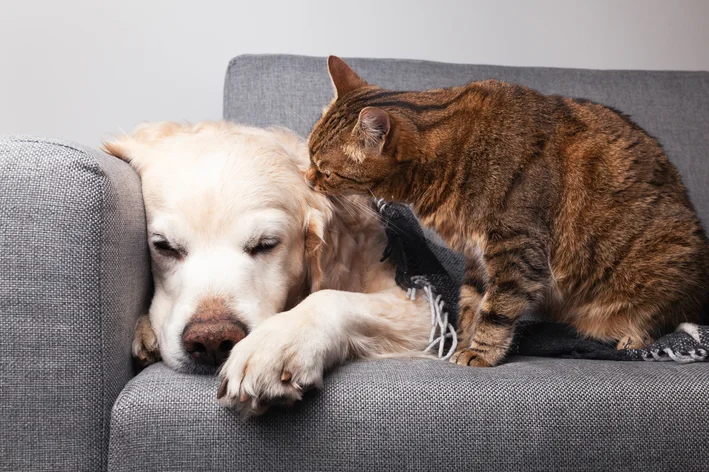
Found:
<box><xmin>418</xmin><ymin>208</ymin><xmax>483</xmax><ymax>255</ymax></box>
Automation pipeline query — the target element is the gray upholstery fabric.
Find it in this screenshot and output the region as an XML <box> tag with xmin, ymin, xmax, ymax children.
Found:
<box><xmin>110</xmin><ymin>359</ymin><xmax>709</xmax><ymax>472</ymax></box>
<box><xmin>224</xmin><ymin>54</ymin><xmax>709</xmax><ymax>227</ymax></box>
<box><xmin>5</xmin><ymin>55</ymin><xmax>708</xmax><ymax>471</ymax></box>
<box><xmin>0</xmin><ymin>137</ymin><xmax>152</xmax><ymax>471</ymax></box>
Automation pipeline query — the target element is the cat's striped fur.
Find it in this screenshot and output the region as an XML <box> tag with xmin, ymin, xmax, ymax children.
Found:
<box><xmin>306</xmin><ymin>56</ymin><xmax>709</xmax><ymax>367</ymax></box>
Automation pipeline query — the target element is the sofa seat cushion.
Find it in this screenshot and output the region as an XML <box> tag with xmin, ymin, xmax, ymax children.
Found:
<box><xmin>109</xmin><ymin>358</ymin><xmax>709</xmax><ymax>471</ymax></box>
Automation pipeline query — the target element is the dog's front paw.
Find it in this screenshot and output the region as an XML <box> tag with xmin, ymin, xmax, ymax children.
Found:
<box><xmin>217</xmin><ymin>312</ymin><xmax>325</xmax><ymax>416</ymax></box>
<box><xmin>133</xmin><ymin>315</ymin><xmax>161</xmax><ymax>367</ymax></box>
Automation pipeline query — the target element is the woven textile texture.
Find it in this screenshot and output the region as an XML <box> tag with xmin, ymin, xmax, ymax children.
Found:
<box><xmin>0</xmin><ymin>137</ymin><xmax>151</xmax><ymax>471</ymax></box>
<box><xmin>110</xmin><ymin>359</ymin><xmax>709</xmax><ymax>472</ymax></box>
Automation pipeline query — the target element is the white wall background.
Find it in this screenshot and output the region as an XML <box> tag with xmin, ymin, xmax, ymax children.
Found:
<box><xmin>1</xmin><ymin>0</ymin><xmax>708</xmax><ymax>146</ymax></box>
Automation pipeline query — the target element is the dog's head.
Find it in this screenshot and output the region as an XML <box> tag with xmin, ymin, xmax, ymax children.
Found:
<box><xmin>105</xmin><ymin>122</ymin><xmax>331</xmax><ymax>373</ymax></box>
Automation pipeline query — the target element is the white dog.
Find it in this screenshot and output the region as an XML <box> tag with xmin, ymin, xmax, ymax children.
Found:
<box><xmin>104</xmin><ymin>121</ymin><xmax>432</xmax><ymax>415</ymax></box>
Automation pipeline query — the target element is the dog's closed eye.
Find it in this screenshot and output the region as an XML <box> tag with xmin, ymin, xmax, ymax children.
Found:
<box><xmin>246</xmin><ymin>237</ymin><xmax>280</xmax><ymax>256</ymax></box>
<box><xmin>151</xmin><ymin>236</ymin><xmax>184</xmax><ymax>259</ymax></box>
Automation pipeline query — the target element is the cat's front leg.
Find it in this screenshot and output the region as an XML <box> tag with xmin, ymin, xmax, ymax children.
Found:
<box><xmin>456</xmin><ymin>256</ymin><xmax>487</xmax><ymax>348</ymax></box>
<box><xmin>452</xmin><ymin>234</ymin><xmax>550</xmax><ymax>367</ymax></box>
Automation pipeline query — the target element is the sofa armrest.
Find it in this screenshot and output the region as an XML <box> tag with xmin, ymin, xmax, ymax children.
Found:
<box><xmin>0</xmin><ymin>136</ymin><xmax>151</xmax><ymax>471</ymax></box>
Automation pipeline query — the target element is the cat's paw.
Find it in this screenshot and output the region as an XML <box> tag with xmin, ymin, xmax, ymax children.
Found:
<box><xmin>450</xmin><ymin>348</ymin><xmax>493</xmax><ymax>367</ymax></box>
<box><xmin>616</xmin><ymin>335</ymin><xmax>652</xmax><ymax>350</ymax></box>
<box><xmin>132</xmin><ymin>315</ymin><xmax>161</xmax><ymax>367</ymax></box>
<box><xmin>217</xmin><ymin>312</ymin><xmax>324</xmax><ymax>416</ymax></box>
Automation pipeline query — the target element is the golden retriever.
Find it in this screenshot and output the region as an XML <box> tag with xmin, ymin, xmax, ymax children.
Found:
<box><xmin>104</xmin><ymin>121</ymin><xmax>432</xmax><ymax>415</ymax></box>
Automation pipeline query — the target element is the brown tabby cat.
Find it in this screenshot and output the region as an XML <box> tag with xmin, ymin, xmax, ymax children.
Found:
<box><xmin>306</xmin><ymin>56</ymin><xmax>709</xmax><ymax>367</ymax></box>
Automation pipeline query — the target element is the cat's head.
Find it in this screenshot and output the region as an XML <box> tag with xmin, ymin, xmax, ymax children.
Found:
<box><xmin>306</xmin><ymin>56</ymin><xmax>417</xmax><ymax>201</ymax></box>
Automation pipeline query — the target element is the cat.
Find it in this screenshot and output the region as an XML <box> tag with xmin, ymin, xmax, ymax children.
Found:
<box><xmin>305</xmin><ymin>56</ymin><xmax>709</xmax><ymax>367</ymax></box>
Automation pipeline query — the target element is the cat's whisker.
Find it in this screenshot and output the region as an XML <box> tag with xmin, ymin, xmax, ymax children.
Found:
<box><xmin>341</xmin><ymin>194</ymin><xmax>409</xmax><ymax>236</ymax></box>
<box><xmin>285</xmin><ymin>106</ymin><xmax>309</xmax><ymax>125</ymax></box>
<box><xmin>333</xmin><ymin>195</ymin><xmax>359</xmax><ymax>220</ymax></box>
<box><xmin>338</xmin><ymin>196</ymin><xmax>378</xmax><ymax>223</ymax></box>
<box><xmin>343</xmin><ymin>196</ymin><xmax>385</xmax><ymax>222</ymax></box>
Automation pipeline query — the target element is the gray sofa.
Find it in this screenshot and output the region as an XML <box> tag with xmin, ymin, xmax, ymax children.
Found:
<box><xmin>2</xmin><ymin>55</ymin><xmax>708</xmax><ymax>472</ymax></box>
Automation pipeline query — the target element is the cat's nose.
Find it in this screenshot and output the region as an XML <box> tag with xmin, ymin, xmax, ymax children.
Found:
<box><xmin>305</xmin><ymin>165</ymin><xmax>318</xmax><ymax>183</ymax></box>
<box><xmin>305</xmin><ymin>166</ymin><xmax>320</xmax><ymax>187</ymax></box>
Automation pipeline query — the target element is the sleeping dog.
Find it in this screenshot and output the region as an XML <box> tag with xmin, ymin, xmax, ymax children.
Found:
<box><xmin>105</xmin><ymin>121</ymin><xmax>431</xmax><ymax>415</ymax></box>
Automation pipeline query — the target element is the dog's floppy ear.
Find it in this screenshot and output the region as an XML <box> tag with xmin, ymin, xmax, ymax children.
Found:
<box><xmin>102</xmin><ymin>121</ymin><xmax>184</xmax><ymax>173</ymax></box>
<box><xmin>102</xmin><ymin>135</ymin><xmax>145</xmax><ymax>172</ymax></box>
<box><xmin>304</xmin><ymin>206</ymin><xmax>328</xmax><ymax>292</ymax></box>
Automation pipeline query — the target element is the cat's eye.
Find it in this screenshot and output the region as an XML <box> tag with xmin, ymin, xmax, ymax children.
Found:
<box><xmin>247</xmin><ymin>237</ymin><xmax>280</xmax><ymax>256</ymax></box>
<box><xmin>152</xmin><ymin>237</ymin><xmax>183</xmax><ymax>259</ymax></box>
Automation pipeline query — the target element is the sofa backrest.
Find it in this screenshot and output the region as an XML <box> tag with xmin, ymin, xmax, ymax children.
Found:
<box><xmin>224</xmin><ymin>54</ymin><xmax>709</xmax><ymax>226</ymax></box>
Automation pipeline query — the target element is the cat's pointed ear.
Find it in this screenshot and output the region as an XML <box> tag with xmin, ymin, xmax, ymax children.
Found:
<box><xmin>357</xmin><ymin>107</ymin><xmax>391</xmax><ymax>149</ymax></box>
<box><xmin>328</xmin><ymin>56</ymin><xmax>367</xmax><ymax>98</ymax></box>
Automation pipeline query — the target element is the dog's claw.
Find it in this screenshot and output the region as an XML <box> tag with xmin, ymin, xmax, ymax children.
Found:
<box><xmin>218</xmin><ymin>309</ymin><xmax>326</xmax><ymax>415</ymax></box>
<box><xmin>132</xmin><ymin>315</ymin><xmax>161</xmax><ymax>368</ymax></box>
<box><xmin>217</xmin><ymin>378</ymin><xmax>228</xmax><ymax>399</ymax></box>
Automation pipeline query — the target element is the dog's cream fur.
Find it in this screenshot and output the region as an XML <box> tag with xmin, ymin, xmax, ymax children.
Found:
<box><xmin>104</xmin><ymin>121</ymin><xmax>431</xmax><ymax>414</ymax></box>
